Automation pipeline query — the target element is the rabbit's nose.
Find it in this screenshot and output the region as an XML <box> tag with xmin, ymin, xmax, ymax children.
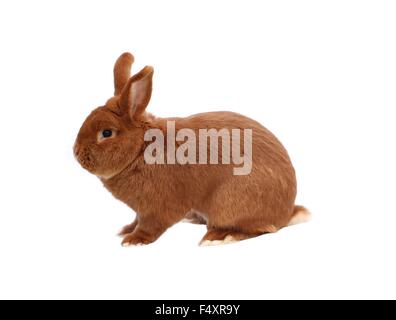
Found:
<box><xmin>73</xmin><ymin>143</ymin><xmax>81</xmax><ymax>157</ymax></box>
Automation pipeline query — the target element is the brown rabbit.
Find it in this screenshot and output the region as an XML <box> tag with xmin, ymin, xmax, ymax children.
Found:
<box><xmin>74</xmin><ymin>52</ymin><xmax>310</xmax><ymax>246</ymax></box>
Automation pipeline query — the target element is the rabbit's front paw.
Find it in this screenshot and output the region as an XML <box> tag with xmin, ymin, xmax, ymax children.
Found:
<box><xmin>118</xmin><ymin>220</ymin><xmax>138</xmax><ymax>237</ymax></box>
<box><xmin>121</xmin><ymin>232</ymin><xmax>154</xmax><ymax>247</ymax></box>
<box><xmin>120</xmin><ymin>217</ymin><xmax>172</xmax><ymax>247</ymax></box>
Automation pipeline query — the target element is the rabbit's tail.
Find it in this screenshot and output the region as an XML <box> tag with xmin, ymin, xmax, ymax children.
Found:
<box><xmin>288</xmin><ymin>205</ymin><xmax>311</xmax><ymax>226</ymax></box>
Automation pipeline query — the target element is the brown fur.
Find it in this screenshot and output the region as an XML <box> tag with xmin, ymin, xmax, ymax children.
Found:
<box><xmin>74</xmin><ymin>52</ymin><xmax>309</xmax><ymax>246</ymax></box>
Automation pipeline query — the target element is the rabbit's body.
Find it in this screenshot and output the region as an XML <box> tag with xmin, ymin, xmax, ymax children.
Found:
<box><xmin>74</xmin><ymin>53</ymin><xmax>309</xmax><ymax>246</ymax></box>
<box><xmin>103</xmin><ymin>111</ymin><xmax>299</xmax><ymax>244</ymax></box>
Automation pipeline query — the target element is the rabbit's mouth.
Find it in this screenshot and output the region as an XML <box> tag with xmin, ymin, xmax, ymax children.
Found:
<box><xmin>78</xmin><ymin>155</ymin><xmax>95</xmax><ymax>173</ymax></box>
<box><xmin>74</xmin><ymin>144</ymin><xmax>96</xmax><ymax>173</ymax></box>
<box><xmin>74</xmin><ymin>146</ymin><xmax>117</xmax><ymax>179</ymax></box>
<box><xmin>79</xmin><ymin>156</ymin><xmax>95</xmax><ymax>172</ymax></box>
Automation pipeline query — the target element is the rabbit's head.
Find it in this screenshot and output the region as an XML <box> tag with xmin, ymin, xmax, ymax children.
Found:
<box><xmin>74</xmin><ymin>53</ymin><xmax>154</xmax><ymax>179</ymax></box>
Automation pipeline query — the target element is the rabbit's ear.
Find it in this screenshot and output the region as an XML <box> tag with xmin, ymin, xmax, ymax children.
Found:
<box><xmin>119</xmin><ymin>66</ymin><xmax>154</xmax><ymax>119</ymax></box>
<box><xmin>114</xmin><ymin>52</ymin><xmax>134</xmax><ymax>95</ymax></box>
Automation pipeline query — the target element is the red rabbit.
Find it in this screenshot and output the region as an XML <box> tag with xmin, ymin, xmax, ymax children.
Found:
<box><xmin>74</xmin><ymin>52</ymin><xmax>310</xmax><ymax>247</ymax></box>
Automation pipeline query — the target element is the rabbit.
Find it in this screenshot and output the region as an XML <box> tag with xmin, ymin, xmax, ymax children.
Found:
<box><xmin>74</xmin><ymin>52</ymin><xmax>310</xmax><ymax>246</ymax></box>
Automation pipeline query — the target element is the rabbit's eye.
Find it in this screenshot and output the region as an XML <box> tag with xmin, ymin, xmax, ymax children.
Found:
<box><xmin>98</xmin><ymin>129</ymin><xmax>116</xmax><ymax>142</ymax></box>
<box><xmin>102</xmin><ymin>130</ymin><xmax>113</xmax><ymax>138</ymax></box>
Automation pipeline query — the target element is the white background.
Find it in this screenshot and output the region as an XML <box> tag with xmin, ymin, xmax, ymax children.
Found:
<box><xmin>0</xmin><ymin>0</ymin><xmax>395</xmax><ymax>300</ymax></box>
